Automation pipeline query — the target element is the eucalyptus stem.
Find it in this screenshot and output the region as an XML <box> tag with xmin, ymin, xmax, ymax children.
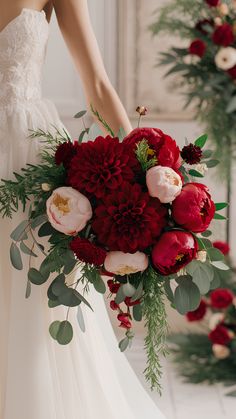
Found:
<box><xmin>226</xmin><ymin>136</ymin><xmax>232</xmax><ymax>245</ymax></box>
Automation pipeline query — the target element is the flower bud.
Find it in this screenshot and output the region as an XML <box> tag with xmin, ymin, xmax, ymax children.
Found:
<box><xmin>136</xmin><ymin>106</ymin><xmax>148</xmax><ymax>116</ymax></box>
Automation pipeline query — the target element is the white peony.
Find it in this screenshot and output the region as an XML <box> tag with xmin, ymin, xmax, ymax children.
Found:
<box><xmin>46</xmin><ymin>187</ymin><xmax>92</xmax><ymax>235</ymax></box>
<box><xmin>104</xmin><ymin>251</ymin><xmax>149</xmax><ymax>276</ymax></box>
<box><xmin>197</xmin><ymin>250</ymin><xmax>207</xmax><ymax>263</ymax></box>
<box><xmin>215</xmin><ymin>47</ymin><xmax>236</xmax><ymax>70</ymax></box>
<box><xmin>146</xmin><ymin>166</ymin><xmax>182</xmax><ymax>203</ymax></box>
<box><xmin>193</xmin><ymin>163</ymin><xmax>208</xmax><ymax>176</ymax></box>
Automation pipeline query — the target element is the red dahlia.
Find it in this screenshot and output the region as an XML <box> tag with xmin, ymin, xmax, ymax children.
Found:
<box><xmin>181</xmin><ymin>143</ymin><xmax>203</xmax><ymax>165</ymax></box>
<box><xmin>212</xmin><ymin>24</ymin><xmax>234</xmax><ymax>47</ymax></box>
<box><xmin>92</xmin><ymin>182</ymin><xmax>167</xmax><ymax>253</ymax></box>
<box><xmin>189</xmin><ymin>39</ymin><xmax>206</xmax><ymax>58</ymax></box>
<box><xmin>186</xmin><ymin>300</ymin><xmax>207</xmax><ymax>322</ymax></box>
<box><xmin>213</xmin><ymin>241</ymin><xmax>230</xmax><ymax>256</ymax></box>
<box><xmin>205</xmin><ymin>0</ymin><xmax>220</xmax><ymax>6</ymax></box>
<box><xmin>67</xmin><ymin>136</ymin><xmax>134</xmax><ymax>199</ymax></box>
<box><xmin>55</xmin><ymin>141</ymin><xmax>80</xmax><ymax>169</ymax></box>
<box><xmin>123</xmin><ymin>127</ymin><xmax>181</xmax><ymax>173</ymax></box>
<box><xmin>209</xmin><ymin>325</ymin><xmax>232</xmax><ymax>345</ymax></box>
<box><xmin>152</xmin><ymin>230</ymin><xmax>198</xmax><ymax>275</ymax></box>
<box><xmin>210</xmin><ymin>288</ymin><xmax>234</xmax><ymax>309</ymax></box>
<box><xmin>70</xmin><ymin>237</ymin><xmax>106</xmax><ymax>266</ymax></box>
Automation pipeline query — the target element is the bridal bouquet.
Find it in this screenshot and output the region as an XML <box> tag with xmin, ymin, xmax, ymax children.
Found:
<box><xmin>0</xmin><ymin>109</ymin><xmax>229</xmax><ymax>391</ymax></box>
<box><xmin>151</xmin><ymin>0</ymin><xmax>236</xmax><ymax>170</ymax></box>
<box><xmin>170</xmin><ymin>258</ymin><xmax>236</xmax><ymax>395</ymax></box>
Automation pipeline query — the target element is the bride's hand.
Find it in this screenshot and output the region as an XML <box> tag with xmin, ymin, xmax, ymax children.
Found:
<box><xmin>53</xmin><ymin>0</ymin><xmax>132</xmax><ymax>135</ymax></box>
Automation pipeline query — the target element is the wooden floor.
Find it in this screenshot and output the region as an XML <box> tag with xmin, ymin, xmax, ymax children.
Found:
<box><xmin>126</xmin><ymin>336</ymin><xmax>236</xmax><ymax>419</ymax></box>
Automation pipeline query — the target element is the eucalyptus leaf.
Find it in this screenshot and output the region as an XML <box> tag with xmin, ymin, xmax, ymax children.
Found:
<box><xmin>115</xmin><ymin>285</ymin><xmax>125</xmax><ymax>304</ymax></box>
<box><xmin>30</xmin><ymin>214</ymin><xmax>48</xmax><ymax>229</ymax></box>
<box><xmin>88</xmin><ymin>123</ymin><xmax>103</xmax><ymax>140</ymax></box>
<box><xmin>207</xmin><ymin>247</ymin><xmax>224</xmax><ymax>261</ymax></box>
<box><xmin>133</xmin><ymin>304</ymin><xmax>142</xmax><ymax>322</ymax></box>
<box><xmin>56</xmin><ymin>321</ymin><xmax>73</xmax><ymax>345</ymax></box>
<box><xmin>202</xmin><ymin>149</ymin><xmax>213</xmax><ymax>158</ymax></box>
<box><xmin>201</xmin><ymin>230</ymin><xmax>212</xmax><ymax>238</ymax></box>
<box><xmin>10</xmin><ymin>242</ymin><xmax>23</xmax><ymax>270</ymax></box>
<box><xmin>122</xmin><ymin>283</ymin><xmax>136</xmax><ymax>297</ymax></box>
<box><xmin>117</xmin><ymin>127</ymin><xmax>126</xmax><ymax>141</ymax></box>
<box><xmin>131</xmin><ymin>281</ymin><xmax>143</xmax><ymax>302</ymax></box>
<box><xmin>20</xmin><ymin>241</ymin><xmax>37</xmax><ymax>257</ymax></box>
<box><xmin>58</xmin><ymin>288</ymin><xmax>82</xmax><ymax>307</ymax></box>
<box><xmin>211</xmin><ymin>261</ymin><xmax>230</xmax><ymax>271</ymax></box>
<box><xmin>78</xmin><ymin>129</ymin><xmax>89</xmax><ymax>144</ymax></box>
<box><xmin>48</xmin><ymin>299</ymin><xmax>61</xmax><ymax>308</ymax></box>
<box><xmin>119</xmin><ymin>337</ymin><xmax>129</xmax><ymax>352</ymax></box>
<box><xmin>206</xmin><ymin>159</ymin><xmax>220</xmax><ymax>168</ymax></box>
<box><xmin>10</xmin><ymin>220</ymin><xmax>28</xmax><ymax>241</ymax></box>
<box><xmin>28</xmin><ymin>268</ymin><xmax>48</xmax><ymax>285</ymax></box>
<box><xmin>77</xmin><ymin>305</ymin><xmax>86</xmax><ymax>333</ymax></box>
<box><xmin>174</xmin><ymin>277</ymin><xmax>201</xmax><ymax>315</ymax></box>
<box><xmin>49</xmin><ymin>321</ymin><xmax>61</xmax><ymax>340</ymax></box>
<box><xmin>25</xmin><ymin>280</ymin><xmax>31</xmax><ymax>299</ymax></box>
<box><xmin>74</xmin><ymin>110</ymin><xmax>87</xmax><ymax>119</ymax></box>
<box><xmin>93</xmin><ymin>275</ymin><xmax>106</xmax><ymax>294</ymax></box>
<box><xmin>73</xmin><ymin>290</ymin><xmax>93</xmax><ymax>311</ymax></box>
<box><xmin>38</xmin><ymin>222</ymin><xmax>55</xmax><ymax>237</ymax></box>
<box><xmin>164</xmin><ymin>280</ymin><xmax>174</xmax><ymax>303</ymax></box>
<box><xmin>186</xmin><ymin>260</ymin><xmax>214</xmax><ymax>283</ymax></box>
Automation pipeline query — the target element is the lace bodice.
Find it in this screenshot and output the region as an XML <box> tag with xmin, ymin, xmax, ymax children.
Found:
<box><xmin>0</xmin><ymin>8</ymin><xmax>49</xmax><ymax>109</ymax></box>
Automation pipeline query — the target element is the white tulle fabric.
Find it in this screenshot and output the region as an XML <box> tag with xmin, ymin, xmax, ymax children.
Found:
<box><xmin>0</xmin><ymin>9</ymin><xmax>165</xmax><ymax>419</ymax></box>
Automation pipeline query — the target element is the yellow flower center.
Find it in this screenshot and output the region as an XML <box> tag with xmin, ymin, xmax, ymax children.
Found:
<box><xmin>147</xmin><ymin>148</ymin><xmax>156</xmax><ymax>157</ymax></box>
<box><xmin>176</xmin><ymin>254</ymin><xmax>184</xmax><ymax>262</ymax></box>
<box><xmin>53</xmin><ymin>194</ymin><xmax>70</xmax><ymax>215</ymax></box>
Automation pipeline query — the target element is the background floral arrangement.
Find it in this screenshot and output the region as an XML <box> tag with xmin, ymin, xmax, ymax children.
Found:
<box><xmin>0</xmin><ymin>109</ymin><xmax>229</xmax><ymax>392</ymax></box>
<box><xmin>151</xmin><ymin>0</ymin><xmax>236</xmax><ymax>243</ymax></box>
<box><xmin>170</xmin><ymin>241</ymin><xmax>236</xmax><ymax>396</ymax></box>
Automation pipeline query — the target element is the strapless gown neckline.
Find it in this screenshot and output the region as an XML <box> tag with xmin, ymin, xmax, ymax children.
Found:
<box><xmin>0</xmin><ymin>8</ymin><xmax>47</xmax><ymax>36</ymax></box>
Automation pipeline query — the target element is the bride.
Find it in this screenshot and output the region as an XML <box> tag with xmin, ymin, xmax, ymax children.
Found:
<box><xmin>0</xmin><ymin>1</ymin><xmax>166</xmax><ymax>418</ymax></box>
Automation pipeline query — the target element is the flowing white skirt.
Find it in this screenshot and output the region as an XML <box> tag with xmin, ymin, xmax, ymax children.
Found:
<box><xmin>0</xmin><ymin>99</ymin><xmax>166</xmax><ymax>419</ymax></box>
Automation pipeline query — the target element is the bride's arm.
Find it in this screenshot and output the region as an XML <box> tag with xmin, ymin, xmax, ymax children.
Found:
<box><xmin>52</xmin><ymin>0</ymin><xmax>132</xmax><ymax>134</ymax></box>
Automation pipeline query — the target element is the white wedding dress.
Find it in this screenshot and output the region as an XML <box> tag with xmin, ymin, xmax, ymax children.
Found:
<box><xmin>0</xmin><ymin>8</ymin><xmax>166</xmax><ymax>419</ymax></box>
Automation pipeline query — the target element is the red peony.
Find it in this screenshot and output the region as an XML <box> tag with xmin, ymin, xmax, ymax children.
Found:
<box><xmin>125</xmin><ymin>297</ymin><xmax>141</xmax><ymax>307</ymax></box>
<box><xmin>117</xmin><ymin>313</ymin><xmax>132</xmax><ymax>329</ymax></box>
<box><xmin>228</xmin><ymin>65</ymin><xmax>236</xmax><ymax>79</ymax></box>
<box><xmin>181</xmin><ymin>143</ymin><xmax>203</xmax><ymax>165</ymax></box>
<box><xmin>152</xmin><ymin>230</ymin><xmax>198</xmax><ymax>275</ymax></box>
<box><xmin>189</xmin><ymin>39</ymin><xmax>206</xmax><ymax>58</ymax></box>
<box><xmin>93</xmin><ymin>182</ymin><xmax>167</xmax><ymax>253</ymax></box>
<box><xmin>213</xmin><ymin>241</ymin><xmax>230</xmax><ymax>256</ymax></box>
<box><xmin>212</xmin><ymin>24</ymin><xmax>234</xmax><ymax>47</ymax></box>
<box><xmin>70</xmin><ymin>237</ymin><xmax>106</xmax><ymax>266</ymax></box>
<box><xmin>186</xmin><ymin>300</ymin><xmax>207</xmax><ymax>322</ymax></box>
<box><xmin>107</xmin><ymin>280</ymin><xmax>121</xmax><ymax>294</ymax></box>
<box><xmin>68</xmin><ymin>136</ymin><xmax>134</xmax><ymax>199</ymax></box>
<box><xmin>55</xmin><ymin>141</ymin><xmax>80</xmax><ymax>169</ymax></box>
<box><xmin>196</xmin><ymin>19</ymin><xmax>214</xmax><ymax>35</ymax></box>
<box><xmin>172</xmin><ymin>183</ymin><xmax>215</xmax><ymax>233</ymax></box>
<box><xmin>123</xmin><ymin>127</ymin><xmax>181</xmax><ymax>172</ymax></box>
<box><xmin>209</xmin><ymin>325</ymin><xmax>232</xmax><ymax>345</ymax></box>
<box><xmin>210</xmin><ymin>288</ymin><xmax>234</xmax><ymax>309</ymax></box>
<box><xmin>205</xmin><ymin>0</ymin><xmax>220</xmax><ymax>6</ymax></box>
<box><xmin>110</xmin><ymin>300</ymin><xmax>120</xmax><ymax>311</ymax></box>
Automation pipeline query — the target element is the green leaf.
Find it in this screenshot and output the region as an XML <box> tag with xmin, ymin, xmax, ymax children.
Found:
<box><xmin>58</xmin><ymin>288</ymin><xmax>82</xmax><ymax>307</ymax></box>
<box><xmin>28</xmin><ymin>268</ymin><xmax>48</xmax><ymax>285</ymax></box>
<box><xmin>202</xmin><ymin>149</ymin><xmax>213</xmax><ymax>158</ymax></box>
<box><xmin>20</xmin><ymin>241</ymin><xmax>37</xmax><ymax>257</ymax></box>
<box><xmin>93</xmin><ymin>275</ymin><xmax>106</xmax><ymax>294</ymax></box>
<box><xmin>56</xmin><ymin>321</ymin><xmax>73</xmax><ymax>345</ymax></box>
<box><xmin>73</xmin><ymin>290</ymin><xmax>93</xmax><ymax>311</ymax></box>
<box><xmin>119</xmin><ymin>337</ymin><xmax>129</xmax><ymax>352</ymax></box>
<box><xmin>206</xmin><ymin>159</ymin><xmax>220</xmax><ymax>168</ymax></box>
<box><xmin>117</xmin><ymin>127</ymin><xmax>126</xmax><ymax>142</ymax></box>
<box><xmin>188</xmin><ymin>169</ymin><xmax>204</xmax><ymax>178</ymax></box>
<box><xmin>215</xmin><ymin>202</ymin><xmax>228</xmax><ymax>211</ymax></box>
<box><xmin>25</xmin><ymin>280</ymin><xmax>31</xmax><ymax>299</ymax></box>
<box><xmin>174</xmin><ymin>277</ymin><xmax>201</xmax><ymax>315</ymax></box>
<box><xmin>122</xmin><ymin>283</ymin><xmax>136</xmax><ymax>297</ymax></box>
<box><xmin>30</xmin><ymin>214</ymin><xmax>48</xmax><ymax>229</ymax></box>
<box><xmin>207</xmin><ymin>247</ymin><xmax>224</xmax><ymax>261</ymax></box>
<box><xmin>88</xmin><ymin>123</ymin><xmax>103</xmax><ymax>140</ymax></box>
<box><xmin>115</xmin><ymin>285</ymin><xmax>125</xmax><ymax>304</ymax></box>
<box><xmin>211</xmin><ymin>261</ymin><xmax>230</xmax><ymax>271</ymax></box>
<box><xmin>48</xmin><ymin>299</ymin><xmax>61</xmax><ymax>308</ymax></box>
<box><xmin>63</xmin><ymin>259</ymin><xmax>77</xmax><ymax>275</ymax></box>
<box><xmin>49</xmin><ymin>321</ymin><xmax>61</xmax><ymax>340</ymax></box>
<box><xmin>39</xmin><ymin>258</ymin><xmax>52</xmax><ymax>278</ymax></box>
<box><xmin>10</xmin><ymin>220</ymin><xmax>28</xmax><ymax>241</ymax></box>
<box><xmin>131</xmin><ymin>281</ymin><xmax>143</xmax><ymax>302</ymax></box>
<box><xmin>226</xmin><ymin>96</ymin><xmax>236</xmax><ymax>114</ymax></box>
<box><xmin>133</xmin><ymin>304</ymin><xmax>142</xmax><ymax>322</ymax></box>
<box><xmin>10</xmin><ymin>242</ymin><xmax>23</xmax><ymax>270</ymax></box>
<box><xmin>51</xmin><ymin>274</ymin><xmax>67</xmax><ymax>296</ymax></box>
<box><xmin>164</xmin><ymin>280</ymin><xmax>174</xmax><ymax>303</ymax></box>
<box><xmin>214</xmin><ymin>213</ymin><xmax>226</xmax><ymax>220</ymax></box>
<box><xmin>78</xmin><ymin>129</ymin><xmax>89</xmax><ymax>144</ymax></box>
<box><xmin>77</xmin><ymin>305</ymin><xmax>86</xmax><ymax>333</ymax></box>
<box><xmin>74</xmin><ymin>110</ymin><xmax>87</xmax><ymax>119</ymax></box>
<box><xmin>201</xmin><ymin>230</ymin><xmax>212</xmax><ymax>237</ymax></box>
<box><xmin>186</xmin><ymin>260</ymin><xmax>214</xmax><ymax>282</ymax></box>
<box><xmin>38</xmin><ymin>222</ymin><xmax>55</xmax><ymax>237</ymax></box>
<box><xmin>195</xmin><ymin>134</ymin><xmax>208</xmax><ymax>148</ymax></box>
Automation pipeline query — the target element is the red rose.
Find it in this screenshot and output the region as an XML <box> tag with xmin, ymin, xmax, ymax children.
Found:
<box><xmin>68</xmin><ymin>136</ymin><xmax>135</xmax><ymax>199</ymax></box>
<box><xmin>125</xmin><ymin>297</ymin><xmax>141</xmax><ymax>307</ymax></box>
<box><xmin>210</xmin><ymin>288</ymin><xmax>234</xmax><ymax>309</ymax></box>
<box><xmin>152</xmin><ymin>230</ymin><xmax>198</xmax><ymax>275</ymax></box>
<box><xmin>209</xmin><ymin>325</ymin><xmax>232</xmax><ymax>345</ymax></box>
<box><xmin>107</xmin><ymin>280</ymin><xmax>121</xmax><ymax>294</ymax></box>
<box><xmin>172</xmin><ymin>183</ymin><xmax>215</xmax><ymax>233</ymax></box>
<box><xmin>205</xmin><ymin>0</ymin><xmax>220</xmax><ymax>6</ymax></box>
<box><xmin>117</xmin><ymin>313</ymin><xmax>132</xmax><ymax>329</ymax></box>
<box><xmin>123</xmin><ymin>127</ymin><xmax>181</xmax><ymax>172</ymax></box>
<box><xmin>213</xmin><ymin>241</ymin><xmax>230</xmax><ymax>256</ymax></box>
<box><xmin>93</xmin><ymin>182</ymin><xmax>167</xmax><ymax>253</ymax></box>
<box><xmin>196</xmin><ymin>19</ymin><xmax>214</xmax><ymax>35</ymax></box>
<box><xmin>186</xmin><ymin>300</ymin><xmax>207</xmax><ymax>322</ymax></box>
<box><xmin>189</xmin><ymin>39</ymin><xmax>206</xmax><ymax>58</ymax></box>
<box><xmin>55</xmin><ymin>141</ymin><xmax>80</xmax><ymax>169</ymax></box>
<box><xmin>110</xmin><ymin>300</ymin><xmax>120</xmax><ymax>311</ymax></box>
<box><xmin>228</xmin><ymin>65</ymin><xmax>236</xmax><ymax>79</ymax></box>
<box><xmin>212</xmin><ymin>24</ymin><xmax>234</xmax><ymax>47</ymax></box>
<box><xmin>70</xmin><ymin>237</ymin><xmax>106</xmax><ymax>266</ymax></box>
